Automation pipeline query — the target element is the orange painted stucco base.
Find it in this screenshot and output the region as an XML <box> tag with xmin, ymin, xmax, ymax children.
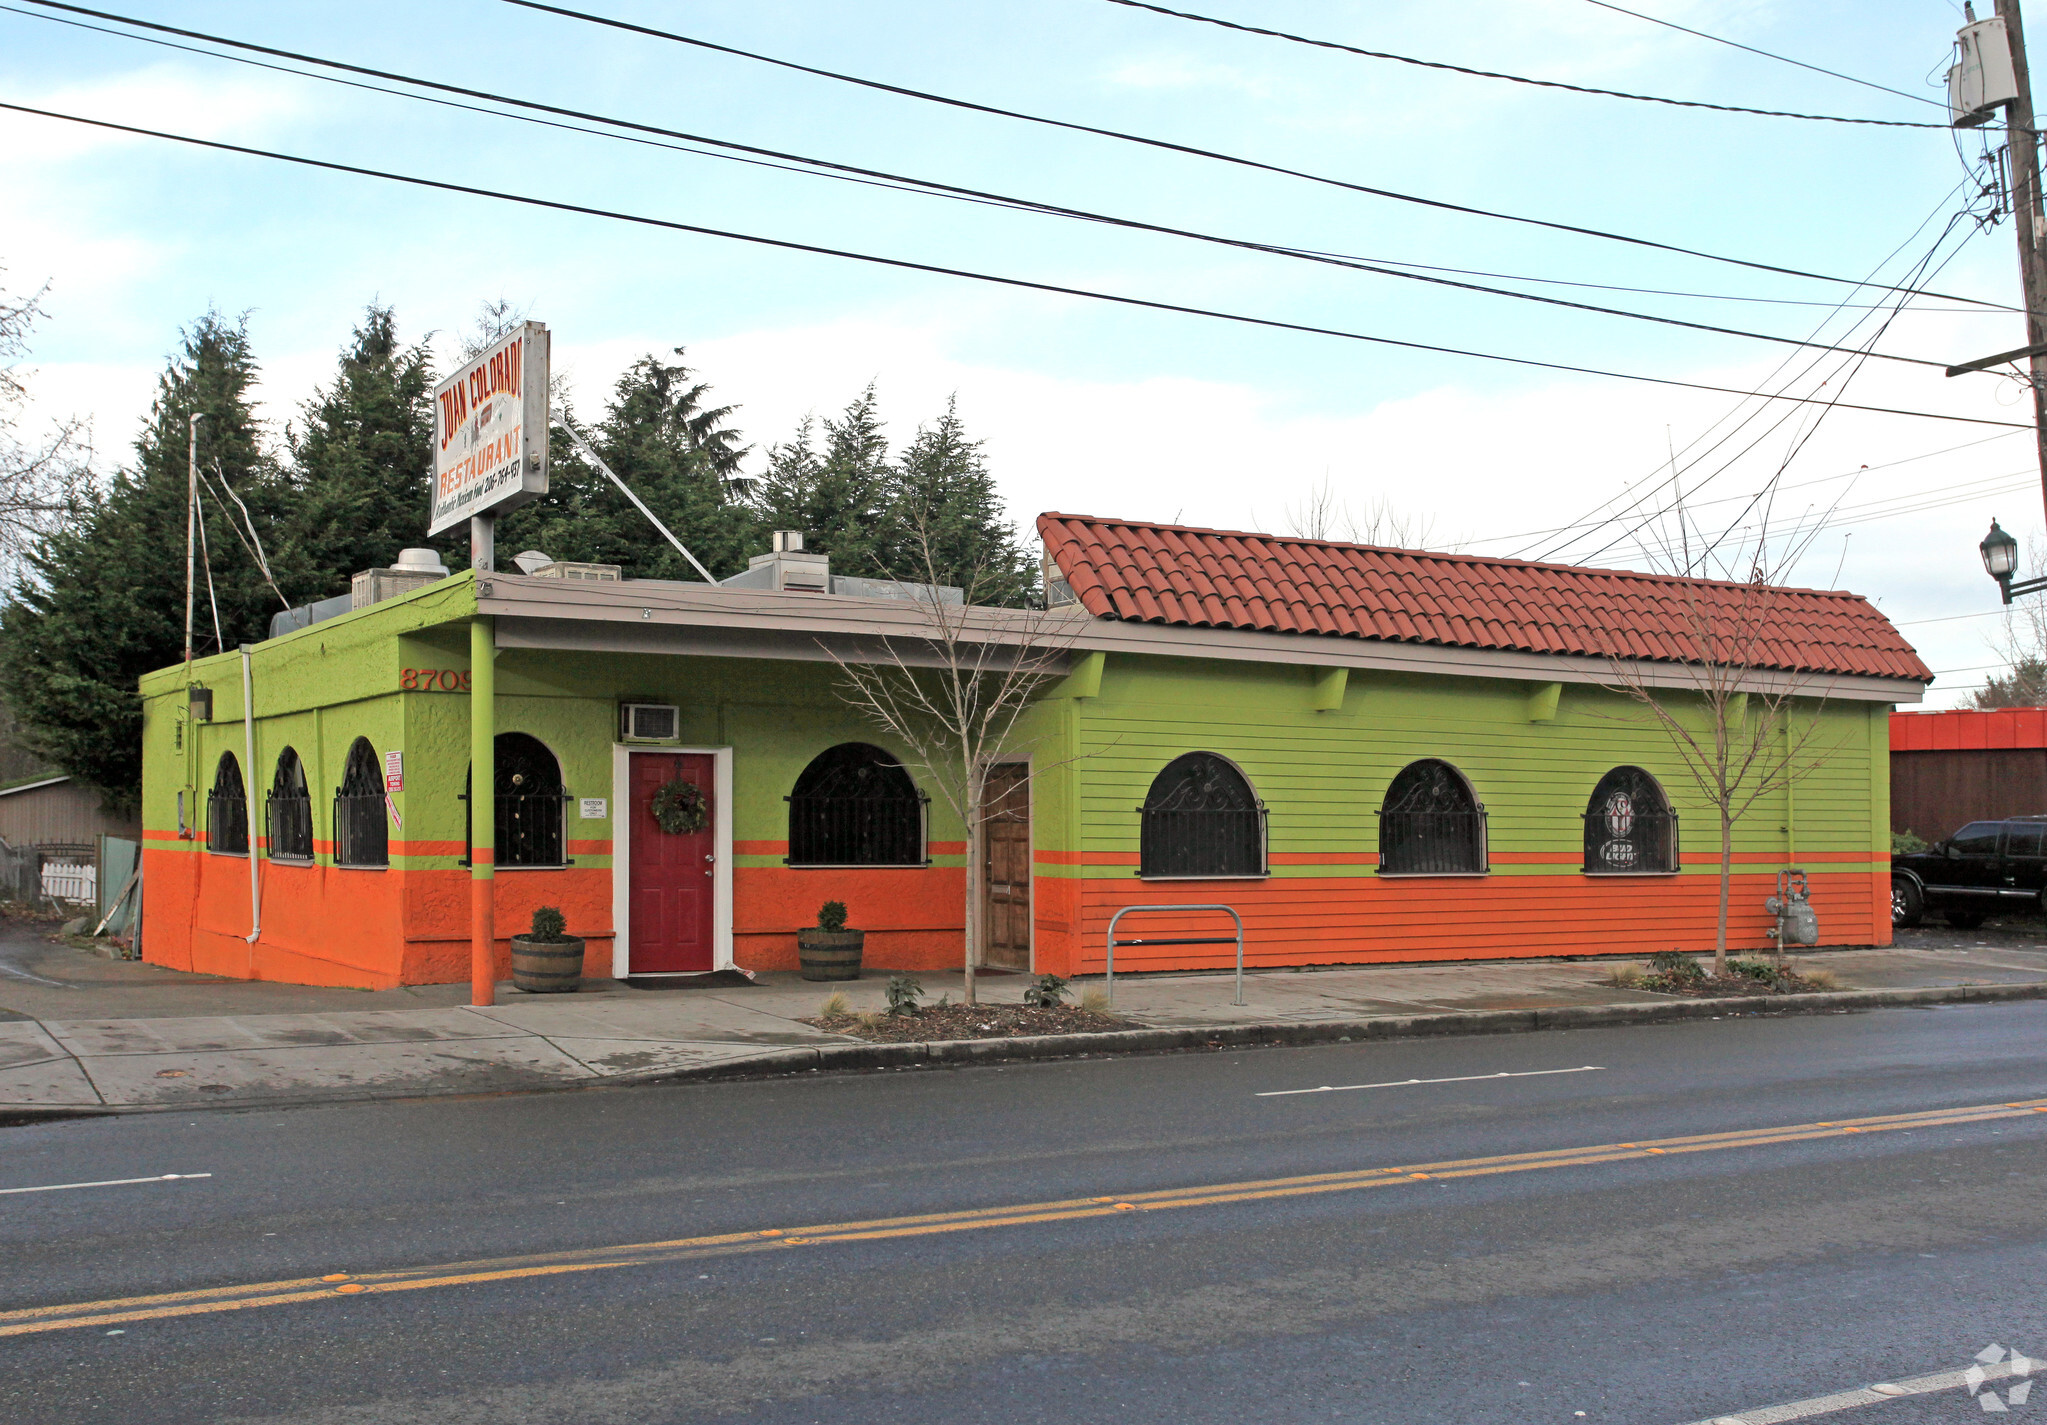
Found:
<box><xmin>1029</xmin><ymin>868</ymin><xmax>1891</xmax><ymax>979</ymax></box>
<box><xmin>143</xmin><ymin>847</ymin><xmax>614</xmax><ymax>990</ymax></box>
<box><xmin>731</xmin><ymin>864</ymin><xmax>965</xmax><ymax>973</ymax></box>
<box><xmin>144</xmin><ymin>841</ymin><xmax>1887</xmax><ymax>989</ymax></box>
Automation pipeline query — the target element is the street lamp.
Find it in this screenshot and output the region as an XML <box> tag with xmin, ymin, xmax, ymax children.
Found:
<box><xmin>1982</xmin><ymin>518</ymin><xmax>2047</xmax><ymax>604</ymax></box>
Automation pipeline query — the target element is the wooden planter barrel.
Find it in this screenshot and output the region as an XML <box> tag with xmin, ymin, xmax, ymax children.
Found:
<box><xmin>797</xmin><ymin>928</ymin><xmax>864</xmax><ymax>981</ymax></box>
<box><xmin>510</xmin><ymin>935</ymin><xmax>585</xmax><ymax>993</ymax></box>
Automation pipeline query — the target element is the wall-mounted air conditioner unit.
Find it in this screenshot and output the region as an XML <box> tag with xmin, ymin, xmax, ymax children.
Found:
<box><xmin>620</xmin><ymin>702</ymin><xmax>680</xmax><ymax>742</ymax></box>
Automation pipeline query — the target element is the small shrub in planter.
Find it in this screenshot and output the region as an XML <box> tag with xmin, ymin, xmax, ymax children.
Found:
<box><xmin>511</xmin><ymin>905</ymin><xmax>584</xmax><ymax>994</ymax></box>
<box><xmin>798</xmin><ymin>901</ymin><xmax>864</xmax><ymax>981</ymax></box>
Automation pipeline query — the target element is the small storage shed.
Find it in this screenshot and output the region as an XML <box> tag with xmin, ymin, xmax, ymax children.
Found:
<box><xmin>1889</xmin><ymin>707</ymin><xmax>2047</xmax><ymax>840</ymax></box>
<box><xmin>137</xmin><ymin>515</ymin><xmax>1928</xmax><ymax>989</ymax></box>
<box><xmin>0</xmin><ymin>775</ymin><xmax>140</xmax><ymax>849</ymax></box>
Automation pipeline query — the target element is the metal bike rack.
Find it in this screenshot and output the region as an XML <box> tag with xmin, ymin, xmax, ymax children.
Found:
<box><xmin>1105</xmin><ymin>903</ymin><xmax>1245</xmax><ymax>1008</ymax></box>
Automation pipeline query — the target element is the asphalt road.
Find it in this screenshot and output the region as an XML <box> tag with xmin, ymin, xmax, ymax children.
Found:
<box><xmin>5</xmin><ymin>1001</ymin><xmax>2047</xmax><ymax>1425</ymax></box>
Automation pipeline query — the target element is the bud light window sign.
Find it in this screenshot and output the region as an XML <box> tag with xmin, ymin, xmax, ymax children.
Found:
<box><xmin>428</xmin><ymin>321</ymin><xmax>550</xmax><ymax>536</ymax></box>
<box><xmin>1601</xmin><ymin>791</ymin><xmax>1637</xmax><ymax>868</ymax></box>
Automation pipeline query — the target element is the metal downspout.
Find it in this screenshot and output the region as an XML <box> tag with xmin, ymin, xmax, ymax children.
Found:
<box><xmin>241</xmin><ymin>645</ymin><xmax>261</xmax><ymax>945</ymax></box>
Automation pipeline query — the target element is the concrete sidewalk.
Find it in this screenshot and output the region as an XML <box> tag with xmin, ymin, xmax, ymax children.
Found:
<box><xmin>6</xmin><ymin>921</ymin><xmax>2047</xmax><ymax>1114</ymax></box>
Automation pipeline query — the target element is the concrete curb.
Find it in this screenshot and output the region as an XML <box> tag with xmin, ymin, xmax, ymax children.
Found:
<box><xmin>622</xmin><ymin>979</ymin><xmax>2047</xmax><ymax>1087</ymax></box>
<box><xmin>6</xmin><ymin>981</ymin><xmax>2043</xmax><ymax>1118</ymax></box>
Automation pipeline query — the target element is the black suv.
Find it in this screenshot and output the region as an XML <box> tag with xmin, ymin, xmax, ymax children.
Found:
<box><xmin>1892</xmin><ymin>816</ymin><xmax>2047</xmax><ymax>928</ymax></box>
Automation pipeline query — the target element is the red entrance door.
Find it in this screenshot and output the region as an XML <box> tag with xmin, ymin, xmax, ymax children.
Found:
<box><xmin>629</xmin><ymin>752</ymin><xmax>715</xmax><ymax>973</ymax></box>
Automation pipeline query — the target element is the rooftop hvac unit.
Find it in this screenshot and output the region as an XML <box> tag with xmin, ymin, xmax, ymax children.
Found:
<box><xmin>531</xmin><ymin>560</ymin><xmax>622</xmax><ymax>582</ymax></box>
<box><xmin>512</xmin><ymin>550</ymin><xmax>622</xmax><ymax>581</ymax></box>
<box><xmin>1949</xmin><ymin>16</ymin><xmax>2018</xmax><ymax>128</ymax></box>
<box><xmin>620</xmin><ymin>702</ymin><xmax>680</xmax><ymax>743</ymax></box>
<box><xmin>351</xmin><ymin>548</ymin><xmax>451</xmax><ymax>609</ymax></box>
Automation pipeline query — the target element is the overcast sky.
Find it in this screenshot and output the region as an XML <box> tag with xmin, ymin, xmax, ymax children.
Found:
<box><xmin>0</xmin><ymin>0</ymin><xmax>2034</xmax><ymax>705</ymax></box>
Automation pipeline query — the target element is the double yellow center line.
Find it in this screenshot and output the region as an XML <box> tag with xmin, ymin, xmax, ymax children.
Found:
<box><xmin>7</xmin><ymin>1097</ymin><xmax>2043</xmax><ymax>1339</ymax></box>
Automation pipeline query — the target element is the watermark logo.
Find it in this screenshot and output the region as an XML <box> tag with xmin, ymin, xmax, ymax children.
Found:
<box><xmin>1968</xmin><ymin>1344</ymin><xmax>2035</xmax><ymax>1412</ymax></box>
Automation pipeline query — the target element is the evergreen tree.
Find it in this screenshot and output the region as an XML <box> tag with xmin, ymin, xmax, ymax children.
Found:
<box><xmin>1971</xmin><ymin>658</ymin><xmax>2047</xmax><ymax>709</ymax></box>
<box><xmin>882</xmin><ymin>397</ymin><xmax>1035</xmax><ymax>606</ymax></box>
<box><xmin>0</xmin><ymin>312</ymin><xmax>285</xmax><ymax>807</ymax></box>
<box><xmin>497</xmin><ymin>349</ymin><xmax>756</xmax><ymax>579</ymax></box>
<box><xmin>749</xmin><ymin>385</ymin><xmax>890</xmax><ymax>573</ymax></box>
<box><xmin>277</xmin><ymin>305</ymin><xmax>447</xmax><ymax>587</ymax></box>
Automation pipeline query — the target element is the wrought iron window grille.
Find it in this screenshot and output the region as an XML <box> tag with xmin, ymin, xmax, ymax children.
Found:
<box><xmin>267</xmin><ymin>748</ymin><xmax>314</xmax><ymax>861</ymax></box>
<box><xmin>333</xmin><ymin>737</ymin><xmax>388</xmax><ymax>868</ymax></box>
<box><xmin>1138</xmin><ymin>752</ymin><xmax>1268</xmax><ymax>879</ymax></box>
<box><xmin>266</xmin><ymin>794</ymin><xmax>314</xmax><ymax>862</ymax></box>
<box><xmin>786</xmin><ymin>743</ymin><xmax>930</xmax><ymax>867</ymax></box>
<box><xmin>784</xmin><ymin>793</ymin><xmax>930</xmax><ymax>867</ymax></box>
<box><xmin>1375</xmin><ymin>809</ymin><xmax>1491</xmax><ymax>875</ymax></box>
<box><xmin>460</xmin><ymin>735</ymin><xmax>573</xmax><ymax>868</ymax></box>
<box><xmin>206</xmin><ymin>791</ymin><xmax>248</xmax><ymax>856</ymax></box>
<box><xmin>1581</xmin><ymin>767</ymin><xmax>1679</xmax><ymax>874</ymax></box>
<box><xmin>1377</xmin><ymin>759</ymin><xmax>1488</xmax><ymax>875</ymax></box>
<box><xmin>207</xmin><ymin>754</ymin><xmax>248</xmax><ymax>857</ymax></box>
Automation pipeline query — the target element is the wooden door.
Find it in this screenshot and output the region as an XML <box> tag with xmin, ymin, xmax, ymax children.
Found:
<box><xmin>980</xmin><ymin>763</ymin><xmax>1031</xmax><ymax>972</ymax></box>
<box><xmin>629</xmin><ymin>752</ymin><xmax>715</xmax><ymax>973</ymax></box>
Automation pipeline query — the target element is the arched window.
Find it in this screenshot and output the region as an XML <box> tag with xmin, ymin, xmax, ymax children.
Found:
<box><xmin>787</xmin><ymin>743</ymin><xmax>926</xmax><ymax>866</ymax></box>
<box><xmin>490</xmin><ymin>733</ymin><xmax>566</xmax><ymax>867</ymax></box>
<box><xmin>1583</xmin><ymin>766</ymin><xmax>1678</xmax><ymax>874</ymax></box>
<box><xmin>1379</xmin><ymin>759</ymin><xmax>1487</xmax><ymax>875</ymax></box>
<box><xmin>1140</xmin><ymin>752</ymin><xmax>1266</xmax><ymax>878</ymax></box>
<box><xmin>207</xmin><ymin>752</ymin><xmax>247</xmax><ymax>855</ymax></box>
<box><xmin>333</xmin><ymin>737</ymin><xmax>388</xmax><ymax>867</ymax></box>
<box><xmin>268</xmin><ymin>748</ymin><xmax>313</xmax><ymax>861</ymax></box>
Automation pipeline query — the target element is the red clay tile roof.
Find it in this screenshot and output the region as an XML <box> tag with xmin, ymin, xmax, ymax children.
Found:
<box><xmin>1038</xmin><ymin>513</ymin><xmax>1931</xmax><ymax>683</ymax></box>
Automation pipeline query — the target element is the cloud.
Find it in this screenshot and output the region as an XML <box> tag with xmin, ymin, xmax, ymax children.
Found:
<box><xmin>0</xmin><ymin>63</ymin><xmax>313</xmax><ymax>164</ymax></box>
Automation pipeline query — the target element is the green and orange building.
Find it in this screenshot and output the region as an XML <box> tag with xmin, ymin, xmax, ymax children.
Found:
<box><xmin>137</xmin><ymin>514</ymin><xmax>1929</xmax><ymax>989</ymax></box>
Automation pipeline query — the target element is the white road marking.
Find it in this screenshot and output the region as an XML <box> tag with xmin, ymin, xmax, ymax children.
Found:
<box><xmin>1681</xmin><ymin>1355</ymin><xmax>2026</xmax><ymax>1423</ymax></box>
<box><xmin>1257</xmin><ymin>1066</ymin><xmax>1605</xmax><ymax>1097</ymax></box>
<box><xmin>0</xmin><ymin>959</ymin><xmax>73</xmax><ymax>987</ymax></box>
<box><xmin>0</xmin><ymin>1173</ymin><xmax>212</xmax><ymax>1196</ymax></box>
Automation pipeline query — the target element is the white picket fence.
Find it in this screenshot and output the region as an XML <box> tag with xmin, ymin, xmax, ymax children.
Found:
<box><xmin>40</xmin><ymin>859</ymin><xmax>95</xmax><ymax>905</ymax></box>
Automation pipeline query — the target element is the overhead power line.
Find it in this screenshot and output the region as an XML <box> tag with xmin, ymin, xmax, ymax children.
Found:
<box><xmin>491</xmin><ymin>0</ymin><xmax>2010</xmax><ymax>310</ymax></box>
<box><xmin>1452</xmin><ymin>429</ymin><xmax>2028</xmax><ymax>551</ymax></box>
<box><xmin>1305</xmin><ymin>252</ymin><xmax>1999</xmax><ymax>312</ymax></box>
<box><xmin>1104</xmin><ymin>0</ymin><xmax>1946</xmax><ymax>128</ymax></box>
<box><xmin>1524</xmin><ymin>199</ymin><xmax>1988</xmax><ymax>567</ymax></box>
<box><xmin>3</xmin><ymin>2</ymin><xmax>1968</xmax><ymax>369</ymax></box>
<box><xmin>29</xmin><ymin>0</ymin><xmax>1994</xmax><ymax>320</ymax></box>
<box><xmin>0</xmin><ymin>99</ymin><xmax>2025</xmax><ymax>432</ymax></box>
<box><xmin>1581</xmin><ymin>0</ymin><xmax>1950</xmax><ymax>111</ymax></box>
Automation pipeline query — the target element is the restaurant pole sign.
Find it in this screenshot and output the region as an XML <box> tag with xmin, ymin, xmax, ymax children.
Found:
<box><xmin>428</xmin><ymin>321</ymin><xmax>550</xmax><ymax>536</ymax></box>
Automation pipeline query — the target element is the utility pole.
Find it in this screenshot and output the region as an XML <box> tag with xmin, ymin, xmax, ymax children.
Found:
<box><xmin>1998</xmin><ymin>0</ymin><xmax>2047</xmax><ymax>529</ymax></box>
<box><xmin>184</xmin><ymin>412</ymin><xmax>204</xmax><ymax>669</ymax></box>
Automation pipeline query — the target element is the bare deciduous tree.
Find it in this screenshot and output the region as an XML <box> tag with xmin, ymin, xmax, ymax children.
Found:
<box><xmin>822</xmin><ymin>522</ymin><xmax>1086</xmax><ymax>1005</ymax></box>
<box><xmin>0</xmin><ymin>273</ymin><xmax>95</xmax><ymax>579</ymax></box>
<box><xmin>1598</xmin><ymin>500</ymin><xmax>1838</xmax><ymax>973</ymax></box>
<box><xmin>1284</xmin><ymin>474</ymin><xmax>1436</xmax><ymax>548</ymax></box>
